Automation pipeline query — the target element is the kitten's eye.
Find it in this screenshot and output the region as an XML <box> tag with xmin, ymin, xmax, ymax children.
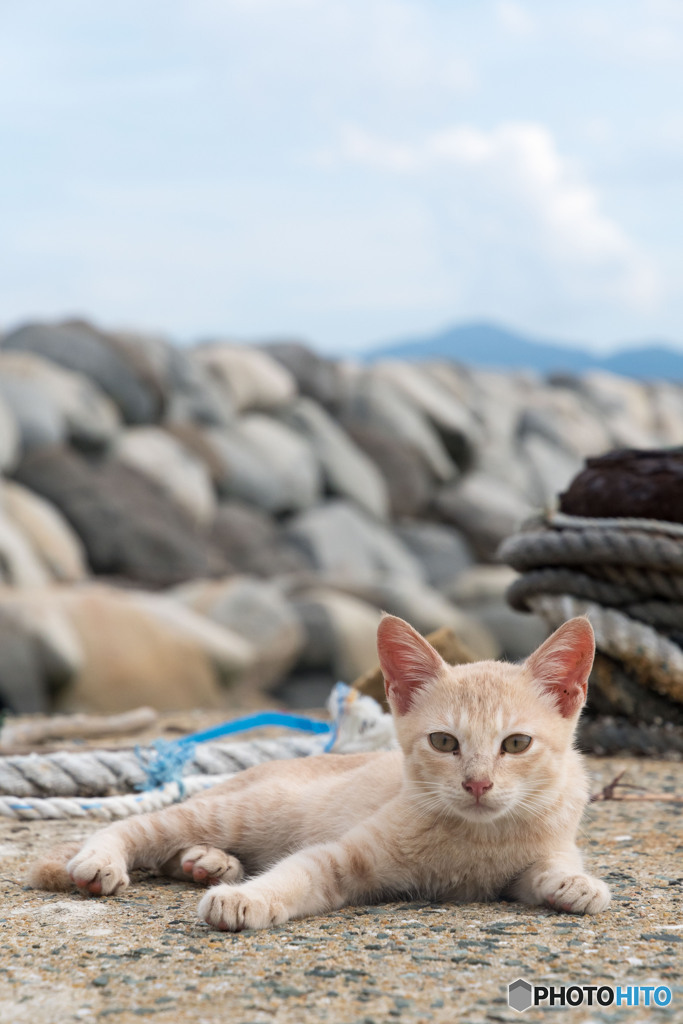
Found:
<box><xmin>501</xmin><ymin>734</ymin><xmax>532</xmax><ymax>754</ymax></box>
<box><xmin>429</xmin><ymin>732</ymin><xmax>459</xmax><ymax>753</ymax></box>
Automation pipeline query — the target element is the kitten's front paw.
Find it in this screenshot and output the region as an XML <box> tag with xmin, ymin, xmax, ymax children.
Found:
<box><xmin>67</xmin><ymin>847</ymin><xmax>129</xmax><ymax>896</ymax></box>
<box><xmin>198</xmin><ymin>884</ymin><xmax>287</xmax><ymax>931</ymax></box>
<box><xmin>541</xmin><ymin>871</ymin><xmax>610</xmax><ymax>915</ymax></box>
<box><xmin>180</xmin><ymin>845</ymin><xmax>244</xmax><ymax>886</ymax></box>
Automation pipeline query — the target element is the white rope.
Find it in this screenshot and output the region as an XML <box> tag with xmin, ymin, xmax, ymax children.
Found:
<box><xmin>0</xmin><ymin>734</ymin><xmax>325</xmax><ymax>799</ymax></box>
<box><xmin>0</xmin><ymin>773</ymin><xmax>236</xmax><ymax>821</ymax></box>
<box><xmin>549</xmin><ymin>512</ymin><xmax>683</xmax><ymax>538</ymax></box>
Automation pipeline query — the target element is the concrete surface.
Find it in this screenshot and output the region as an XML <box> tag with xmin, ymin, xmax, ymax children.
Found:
<box><xmin>0</xmin><ymin>756</ymin><xmax>681</xmax><ymax>1024</ymax></box>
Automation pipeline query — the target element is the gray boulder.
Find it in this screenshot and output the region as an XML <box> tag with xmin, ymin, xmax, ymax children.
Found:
<box><xmin>122</xmin><ymin>331</ymin><xmax>232</xmax><ymax>427</ymax></box>
<box><xmin>0</xmin><ymin>594</ymin><xmax>84</xmax><ymax>712</ymax></box>
<box><xmin>434</xmin><ymin>472</ymin><xmax>533</xmax><ymax>560</ymax></box>
<box><xmin>262</xmin><ymin>341</ymin><xmax>344</xmax><ymax>409</ymax></box>
<box><xmin>0</xmin><ymin>352</ymin><xmax>120</xmax><ymax>453</ymax></box>
<box><xmin>285</xmin><ymin>500</ymin><xmax>424</xmax><ymax>583</ymax></box>
<box><xmin>2</xmin><ymin>481</ymin><xmax>89</xmax><ymax>583</ymax></box>
<box><xmin>12</xmin><ymin>446</ymin><xmax>231</xmax><ymax>587</ymax></box>
<box><xmin>0</xmin><ymin>395</ymin><xmax>20</xmax><ymax>471</ymax></box>
<box><xmin>3</xmin><ymin>320</ymin><xmax>164</xmax><ymax>424</ymax></box>
<box><xmin>448</xmin><ymin>565</ymin><xmax>549</xmax><ymax>661</ymax></box>
<box><xmin>339</xmin><ymin>369</ymin><xmax>457</xmax><ymax>482</ymax></box>
<box><xmin>519</xmin><ymin>433</ymin><xmax>583</xmax><ymax>508</ymax></box>
<box><xmin>172</xmin><ymin>576</ymin><xmax>304</xmax><ymax>690</ymax></box>
<box><xmin>0</xmin><ymin>367</ymin><xmax>66</xmax><ymax>450</ymax></box>
<box><xmin>308</xmin><ymin>577</ymin><xmax>498</xmax><ymax>660</ymax></box>
<box><xmin>114</xmin><ymin>426</ymin><xmax>216</xmax><ymax>526</ymax></box>
<box><xmin>395</xmin><ymin>521</ymin><xmax>475</xmax><ymax>590</ymax></box>
<box><xmin>649</xmin><ymin>381</ymin><xmax>683</xmax><ymax>445</ymax></box>
<box><xmin>193</xmin><ymin>344</ymin><xmax>297</xmax><ymax>412</ymax></box>
<box><xmin>0</xmin><ymin>511</ymin><xmax>51</xmax><ymax>586</ymax></box>
<box><xmin>290</xmin><ymin>588</ymin><xmax>383</xmax><ymax>682</ymax></box>
<box><xmin>518</xmin><ymin>385</ymin><xmax>612</xmax><ymax>459</ymax></box>
<box><xmin>210</xmin><ymin>501</ymin><xmax>311</xmax><ymax>576</ymax></box>
<box><xmin>342</xmin><ymin>423</ymin><xmax>434</xmax><ymax>518</ymax></box>
<box><xmin>198</xmin><ymin>417</ymin><xmax>322</xmax><ymax>513</ymax></box>
<box><xmin>373</xmin><ymin>360</ymin><xmax>483</xmax><ymax>469</ymax></box>
<box><xmin>281</xmin><ymin>398</ymin><xmax>390</xmax><ymax>520</ymax></box>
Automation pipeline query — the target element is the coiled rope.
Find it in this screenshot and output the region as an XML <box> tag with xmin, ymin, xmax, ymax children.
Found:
<box><xmin>500</xmin><ymin>512</ymin><xmax>683</xmax><ymax>711</ymax></box>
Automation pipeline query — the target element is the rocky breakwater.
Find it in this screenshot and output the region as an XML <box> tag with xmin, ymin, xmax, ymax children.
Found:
<box><xmin>0</xmin><ymin>319</ymin><xmax>682</xmax><ymax>717</ymax></box>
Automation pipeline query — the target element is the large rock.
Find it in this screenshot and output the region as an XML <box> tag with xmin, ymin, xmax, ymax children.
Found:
<box><xmin>194</xmin><ymin>343</ymin><xmax>297</xmax><ymax>412</ymax></box>
<box><xmin>373</xmin><ymin>360</ymin><xmax>483</xmax><ymax>469</ymax></box>
<box><xmin>561</xmin><ymin>371</ymin><xmax>658</xmax><ymax>449</ymax></box>
<box><xmin>210</xmin><ymin>501</ymin><xmax>311</xmax><ymax>576</ymax></box>
<box><xmin>434</xmin><ymin>472</ymin><xmax>534</xmax><ymax>560</ymax></box>
<box><xmin>339</xmin><ymin>369</ymin><xmax>457</xmax><ymax>482</ymax></box>
<box><xmin>0</xmin><ymin>361</ymin><xmax>67</xmax><ymax>451</ymax></box>
<box><xmin>172</xmin><ymin>576</ymin><xmax>304</xmax><ymax>689</ymax></box>
<box><xmin>285</xmin><ymin>500</ymin><xmax>424</xmax><ymax>583</ymax></box>
<box><xmin>0</xmin><ymin>512</ymin><xmax>51</xmax><ymax>586</ymax></box>
<box><xmin>121</xmin><ymin>331</ymin><xmax>232</xmax><ymax>427</ymax></box>
<box><xmin>519</xmin><ymin>433</ymin><xmax>584</xmax><ymax>508</ymax></box>
<box><xmin>0</xmin><ymin>351</ymin><xmax>120</xmax><ymax>452</ymax></box>
<box><xmin>518</xmin><ymin>385</ymin><xmax>613</xmax><ymax>459</ymax></box>
<box><xmin>1</xmin><ymin>481</ymin><xmax>88</xmax><ymax>582</ymax></box>
<box><xmin>191</xmin><ymin>419</ymin><xmax>322</xmax><ymax>514</ymax></box>
<box><xmin>53</xmin><ymin>586</ymin><xmax>254</xmax><ymax>712</ymax></box>
<box><xmin>2</xmin><ymin>321</ymin><xmax>164</xmax><ymax>424</ymax></box>
<box><xmin>12</xmin><ymin>446</ymin><xmax>231</xmax><ymax>586</ymax></box>
<box><xmin>317</xmin><ymin>578</ymin><xmax>500</xmax><ymax>661</ymax></box>
<box><xmin>114</xmin><ymin>426</ymin><xmax>216</xmax><ymax>526</ymax></box>
<box><xmin>649</xmin><ymin>382</ymin><xmax>683</xmax><ymax>445</ymax></box>
<box><xmin>236</xmin><ymin>415</ymin><xmax>322</xmax><ymax>509</ymax></box>
<box><xmin>464</xmin><ymin>369</ymin><xmax>537</xmax><ymax>496</ymax></box>
<box><xmin>395</xmin><ymin>521</ymin><xmax>475</xmax><ymax>590</ymax></box>
<box><xmin>261</xmin><ymin>341</ymin><xmax>344</xmax><ymax>409</ymax></box>
<box><xmin>281</xmin><ymin>398</ymin><xmax>390</xmax><ymax>520</ymax></box>
<box><xmin>343</xmin><ymin>423</ymin><xmax>434</xmax><ymax>518</ymax></box>
<box><xmin>0</xmin><ymin>396</ymin><xmax>20</xmax><ymax>471</ymax></box>
<box><xmin>290</xmin><ymin>588</ymin><xmax>383</xmax><ymax>682</ymax></box>
<box><xmin>0</xmin><ymin>592</ymin><xmax>84</xmax><ymax>712</ymax></box>
<box><xmin>447</xmin><ymin>564</ymin><xmax>549</xmax><ymax>661</ymax></box>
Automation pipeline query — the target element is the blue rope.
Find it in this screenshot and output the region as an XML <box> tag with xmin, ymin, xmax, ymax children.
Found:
<box><xmin>136</xmin><ymin>710</ymin><xmax>333</xmax><ymax>794</ymax></box>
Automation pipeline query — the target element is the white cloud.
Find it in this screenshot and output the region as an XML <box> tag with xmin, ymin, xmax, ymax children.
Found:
<box><xmin>496</xmin><ymin>1</ymin><xmax>536</xmax><ymax>37</ymax></box>
<box><xmin>326</xmin><ymin>121</ymin><xmax>659</xmax><ymax>312</ymax></box>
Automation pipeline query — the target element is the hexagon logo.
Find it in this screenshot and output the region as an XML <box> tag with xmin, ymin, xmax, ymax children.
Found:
<box><xmin>508</xmin><ymin>978</ymin><xmax>533</xmax><ymax>1012</ymax></box>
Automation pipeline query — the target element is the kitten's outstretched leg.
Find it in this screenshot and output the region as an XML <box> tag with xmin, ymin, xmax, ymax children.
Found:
<box><xmin>199</xmin><ymin>813</ymin><xmax>406</xmax><ymax>931</ymax></box>
<box><xmin>162</xmin><ymin>846</ymin><xmax>244</xmax><ymax>885</ymax></box>
<box><xmin>511</xmin><ymin>849</ymin><xmax>610</xmax><ymax>915</ymax></box>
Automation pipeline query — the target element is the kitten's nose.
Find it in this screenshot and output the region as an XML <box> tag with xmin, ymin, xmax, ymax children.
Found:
<box><xmin>462</xmin><ymin>778</ymin><xmax>493</xmax><ymax>801</ymax></box>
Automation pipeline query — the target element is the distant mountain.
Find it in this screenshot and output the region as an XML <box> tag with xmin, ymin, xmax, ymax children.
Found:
<box><xmin>366</xmin><ymin>322</ymin><xmax>683</xmax><ymax>381</ymax></box>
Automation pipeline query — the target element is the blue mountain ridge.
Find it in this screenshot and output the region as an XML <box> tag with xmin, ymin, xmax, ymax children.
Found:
<box><xmin>365</xmin><ymin>321</ymin><xmax>683</xmax><ymax>381</ymax></box>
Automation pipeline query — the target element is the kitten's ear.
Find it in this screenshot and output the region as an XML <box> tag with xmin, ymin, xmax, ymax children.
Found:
<box><xmin>377</xmin><ymin>615</ymin><xmax>444</xmax><ymax>715</ymax></box>
<box><xmin>525</xmin><ymin>617</ymin><xmax>595</xmax><ymax>718</ymax></box>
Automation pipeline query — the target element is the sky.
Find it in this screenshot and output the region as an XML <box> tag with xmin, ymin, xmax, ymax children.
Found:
<box><xmin>1</xmin><ymin>0</ymin><xmax>683</xmax><ymax>354</ymax></box>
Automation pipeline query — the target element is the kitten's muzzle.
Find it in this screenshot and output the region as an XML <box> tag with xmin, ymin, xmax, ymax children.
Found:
<box><xmin>462</xmin><ymin>777</ymin><xmax>493</xmax><ymax>802</ymax></box>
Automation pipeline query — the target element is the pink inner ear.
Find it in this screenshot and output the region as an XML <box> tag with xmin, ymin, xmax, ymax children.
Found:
<box><xmin>526</xmin><ymin>618</ymin><xmax>595</xmax><ymax>718</ymax></box>
<box><xmin>377</xmin><ymin>615</ymin><xmax>443</xmax><ymax>715</ymax></box>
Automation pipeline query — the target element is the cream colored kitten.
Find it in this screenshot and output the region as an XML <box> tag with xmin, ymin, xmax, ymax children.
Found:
<box><xmin>29</xmin><ymin>615</ymin><xmax>610</xmax><ymax>930</ymax></box>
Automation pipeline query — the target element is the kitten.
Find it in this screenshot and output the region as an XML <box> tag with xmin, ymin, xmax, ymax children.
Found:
<box><xmin>29</xmin><ymin>614</ymin><xmax>610</xmax><ymax>930</ymax></box>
